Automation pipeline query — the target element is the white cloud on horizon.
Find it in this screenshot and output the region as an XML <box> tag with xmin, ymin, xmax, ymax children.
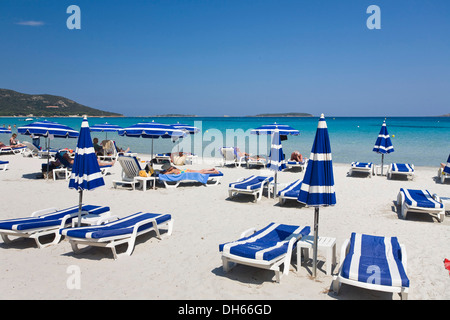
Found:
<box><xmin>15</xmin><ymin>21</ymin><xmax>45</xmax><ymax>27</ymax></box>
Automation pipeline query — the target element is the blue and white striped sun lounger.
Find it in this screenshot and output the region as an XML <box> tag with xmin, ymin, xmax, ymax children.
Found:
<box><xmin>333</xmin><ymin>233</ymin><xmax>410</xmax><ymax>300</ymax></box>
<box><xmin>397</xmin><ymin>188</ymin><xmax>445</xmax><ymax>222</ymax></box>
<box><xmin>60</xmin><ymin>212</ymin><xmax>173</xmax><ymax>259</ymax></box>
<box><xmin>277</xmin><ymin>179</ymin><xmax>302</xmax><ymax>205</ymax></box>
<box><xmin>0</xmin><ymin>160</ymin><xmax>9</xmax><ymax>171</ymax></box>
<box><xmin>0</xmin><ymin>145</ymin><xmax>26</xmax><ymax>155</ymax></box>
<box><xmin>0</xmin><ymin>205</ymin><xmax>110</xmax><ymax>248</ymax></box>
<box><xmin>219</xmin><ymin>223</ymin><xmax>311</xmax><ymax>283</ymax></box>
<box><xmin>349</xmin><ymin>162</ymin><xmax>374</xmax><ymax>178</ymax></box>
<box><xmin>285</xmin><ymin>159</ymin><xmax>308</xmax><ymax>171</ymax></box>
<box><xmin>387</xmin><ymin>163</ymin><xmax>415</xmax><ymax>180</ymax></box>
<box><xmin>228</xmin><ymin>175</ymin><xmax>273</xmax><ymax>202</ymax></box>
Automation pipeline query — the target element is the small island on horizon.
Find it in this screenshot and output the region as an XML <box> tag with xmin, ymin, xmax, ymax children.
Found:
<box><xmin>248</xmin><ymin>112</ymin><xmax>313</xmax><ymax>117</ymax></box>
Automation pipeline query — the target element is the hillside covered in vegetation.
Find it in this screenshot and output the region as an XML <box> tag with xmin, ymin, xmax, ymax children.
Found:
<box><xmin>0</xmin><ymin>89</ymin><xmax>122</xmax><ymax>117</ymax></box>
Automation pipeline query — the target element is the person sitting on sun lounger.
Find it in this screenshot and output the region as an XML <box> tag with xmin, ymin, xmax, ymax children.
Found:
<box><xmin>160</xmin><ymin>162</ymin><xmax>220</xmax><ymax>175</ymax></box>
<box><xmin>9</xmin><ymin>134</ymin><xmax>25</xmax><ymax>148</ymax></box>
<box><xmin>290</xmin><ymin>151</ymin><xmax>304</xmax><ymax>162</ymax></box>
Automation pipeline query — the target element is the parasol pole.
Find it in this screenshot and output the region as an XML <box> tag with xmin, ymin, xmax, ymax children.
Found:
<box><xmin>313</xmin><ymin>207</ymin><xmax>320</xmax><ymax>278</ymax></box>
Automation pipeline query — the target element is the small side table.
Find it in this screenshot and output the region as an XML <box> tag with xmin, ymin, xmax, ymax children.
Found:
<box><xmin>134</xmin><ymin>176</ymin><xmax>157</xmax><ymax>191</ymax></box>
<box><xmin>268</xmin><ymin>182</ymin><xmax>287</xmax><ymax>199</ymax></box>
<box><xmin>297</xmin><ymin>235</ymin><xmax>336</xmax><ymax>275</ymax></box>
<box><xmin>375</xmin><ymin>164</ymin><xmax>389</xmax><ymax>176</ymax></box>
<box><xmin>71</xmin><ymin>212</ymin><xmax>111</xmax><ymax>227</ymax></box>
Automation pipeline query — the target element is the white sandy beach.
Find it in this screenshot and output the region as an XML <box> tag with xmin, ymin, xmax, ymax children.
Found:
<box><xmin>0</xmin><ymin>153</ymin><xmax>449</xmax><ymax>300</ymax></box>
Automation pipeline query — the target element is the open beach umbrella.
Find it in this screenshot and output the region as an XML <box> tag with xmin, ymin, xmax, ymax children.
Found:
<box><xmin>373</xmin><ymin>120</ymin><xmax>394</xmax><ymax>175</ymax></box>
<box><xmin>267</xmin><ymin>128</ymin><xmax>286</xmax><ymax>197</ymax></box>
<box><xmin>119</xmin><ymin>121</ymin><xmax>186</xmax><ymax>165</ymax></box>
<box><xmin>171</xmin><ymin>122</ymin><xmax>200</xmax><ymax>153</ymax></box>
<box><xmin>250</xmin><ymin>123</ymin><xmax>300</xmax><ymax>136</ymax></box>
<box><xmin>90</xmin><ymin>122</ymin><xmax>123</xmax><ymax>140</ymax></box>
<box><xmin>17</xmin><ymin>120</ymin><xmax>79</xmax><ymax>179</ymax></box>
<box><xmin>444</xmin><ymin>154</ymin><xmax>450</xmax><ymax>175</ymax></box>
<box><xmin>297</xmin><ymin>114</ymin><xmax>336</xmax><ymax>278</ymax></box>
<box><xmin>69</xmin><ymin>117</ymin><xmax>105</xmax><ymax>226</ymax></box>
<box><xmin>0</xmin><ymin>128</ymin><xmax>12</xmax><ymax>134</ymax></box>
<box><xmin>251</xmin><ymin>123</ymin><xmax>299</xmax><ymax>164</ymax></box>
<box><xmin>171</xmin><ymin>122</ymin><xmax>200</xmax><ymax>134</ymax></box>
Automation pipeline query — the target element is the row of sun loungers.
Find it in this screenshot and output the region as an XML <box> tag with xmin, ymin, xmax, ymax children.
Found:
<box><xmin>1</xmin><ymin>151</ymin><xmax>448</xmax><ymax>300</ymax></box>
<box><xmin>0</xmin><ymin>182</ymin><xmax>447</xmax><ymax>300</ymax></box>
<box><xmin>0</xmin><ymin>202</ymin><xmax>411</xmax><ymax>298</ymax></box>
<box><xmin>0</xmin><ymin>204</ymin><xmax>172</xmax><ymax>260</ymax></box>
<box><xmin>349</xmin><ymin>162</ymin><xmax>415</xmax><ymax>180</ymax></box>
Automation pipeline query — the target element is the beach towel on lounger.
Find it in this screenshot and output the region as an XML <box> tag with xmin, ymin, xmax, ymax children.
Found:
<box><xmin>158</xmin><ymin>172</ymin><xmax>222</xmax><ymax>184</ymax></box>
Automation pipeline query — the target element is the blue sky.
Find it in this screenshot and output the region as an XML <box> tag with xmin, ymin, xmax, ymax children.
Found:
<box><xmin>0</xmin><ymin>0</ymin><xmax>449</xmax><ymax>116</ymax></box>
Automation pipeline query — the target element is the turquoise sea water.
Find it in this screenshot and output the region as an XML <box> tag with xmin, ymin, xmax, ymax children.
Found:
<box><xmin>2</xmin><ymin>116</ymin><xmax>449</xmax><ymax>167</ymax></box>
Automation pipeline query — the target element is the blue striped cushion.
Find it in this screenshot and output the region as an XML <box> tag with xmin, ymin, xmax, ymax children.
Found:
<box><xmin>61</xmin><ymin>212</ymin><xmax>171</xmax><ymax>239</ymax></box>
<box><xmin>219</xmin><ymin>223</ymin><xmax>310</xmax><ymax>261</ymax></box>
<box><xmin>341</xmin><ymin>233</ymin><xmax>409</xmax><ymax>288</ymax></box>
<box><xmin>351</xmin><ymin>162</ymin><xmax>372</xmax><ymax>168</ymax></box>
<box><xmin>0</xmin><ymin>160</ymin><xmax>8</xmax><ymax>165</ymax></box>
<box><xmin>278</xmin><ymin>180</ymin><xmax>302</xmax><ymax>198</ymax></box>
<box><xmin>229</xmin><ymin>176</ymin><xmax>273</xmax><ymax>190</ymax></box>
<box><xmin>401</xmin><ymin>188</ymin><xmax>443</xmax><ymax>209</ymax></box>
<box><xmin>0</xmin><ymin>205</ymin><xmax>109</xmax><ymax>231</ymax></box>
<box><xmin>391</xmin><ymin>163</ymin><xmax>414</xmax><ymax>172</ymax></box>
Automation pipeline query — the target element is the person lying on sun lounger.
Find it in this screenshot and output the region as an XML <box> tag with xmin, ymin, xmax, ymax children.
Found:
<box><xmin>160</xmin><ymin>162</ymin><xmax>219</xmax><ymax>175</ymax></box>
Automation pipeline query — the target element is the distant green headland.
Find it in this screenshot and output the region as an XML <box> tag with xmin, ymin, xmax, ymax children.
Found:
<box><xmin>0</xmin><ymin>89</ymin><xmax>122</xmax><ymax>117</ymax></box>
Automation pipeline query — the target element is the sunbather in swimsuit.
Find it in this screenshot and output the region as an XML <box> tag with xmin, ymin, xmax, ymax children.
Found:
<box><xmin>160</xmin><ymin>163</ymin><xmax>219</xmax><ymax>175</ymax></box>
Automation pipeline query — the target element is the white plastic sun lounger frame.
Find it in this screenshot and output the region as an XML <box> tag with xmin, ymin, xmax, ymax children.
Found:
<box><xmin>247</xmin><ymin>157</ymin><xmax>267</xmax><ymax>168</ymax></box>
<box><xmin>397</xmin><ymin>189</ymin><xmax>445</xmax><ymax>222</ymax></box>
<box><xmin>0</xmin><ymin>161</ymin><xmax>8</xmax><ymax>171</ymax></box>
<box><xmin>220</xmin><ymin>147</ymin><xmax>246</xmax><ymax>167</ymax></box>
<box><xmin>65</xmin><ymin>215</ymin><xmax>173</xmax><ymax>260</ymax></box>
<box><xmin>221</xmin><ymin>227</ymin><xmax>301</xmax><ymax>283</ymax></box>
<box><xmin>387</xmin><ymin>163</ymin><xmax>415</xmax><ymax>180</ymax></box>
<box><xmin>349</xmin><ymin>162</ymin><xmax>374</xmax><ymax>178</ymax></box>
<box><xmin>286</xmin><ymin>159</ymin><xmax>308</xmax><ymax>171</ymax></box>
<box><xmin>332</xmin><ymin>237</ymin><xmax>409</xmax><ymax>300</ymax></box>
<box><xmin>228</xmin><ymin>176</ymin><xmax>271</xmax><ymax>202</ymax></box>
<box><xmin>0</xmin><ymin>207</ymin><xmax>89</xmax><ymax>248</ymax></box>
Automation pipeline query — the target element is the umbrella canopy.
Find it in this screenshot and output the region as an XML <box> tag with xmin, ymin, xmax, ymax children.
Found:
<box><xmin>17</xmin><ymin>120</ymin><xmax>79</xmax><ymax>179</ymax></box>
<box><xmin>119</xmin><ymin>122</ymin><xmax>186</xmax><ymax>139</ymax></box>
<box><xmin>297</xmin><ymin>113</ymin><xmax>336</xmax><ymax>277</ymax></box>
<box><xmin>171</xmin><ymin>123</ymin><xmax>200</xmax><ymax>134</ymax></box>
<box><xmin>267</xmin><ymin>128</ymin><xmax>286</xmax><ymax>197</ymax></box>
<box><xmin>250</xmin><ymin>123</ymin><xmax>300</xmax><ymax>136</ymax></box>
<box><xmin>90</xmin><ymin>122</ymin><xmax>123</xmax><ymax>133</ymax></box>
<box><xmin>17</xmin><ymin>120</ymin><xmax>79</xmax><ymax>138</ymax></box>
<box><xmin>90</xmin><ymin>122</ymin><xmax>123</xmax><ymax>141</ymax></box>
<box><xmin>118</xmin><ymin>122</ymin><xmax>187</xmax><ymax>163</ymax></box>
<box><xmin>69</xmin><ymin>117</ymin><xmax>105</xmax><ymax>226</ymax></box>
<box><xmin>267</xmin><ymin>129</ymin><xmax>286</xmax><ymax>171</ymax></box>
<box><xmin>444</xmin><ymin>154</ymin><xmax>450</xmax><ymax>175</ymax></box>
<box><xmin>0</xmin><ymin>128</ymin><xmax>12</xmax><ymax>134</ymax></box>
<box><xmin>373</xmin><ymin>120</ymin><xmax>394</xmax><ymax>175</ymax></box>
